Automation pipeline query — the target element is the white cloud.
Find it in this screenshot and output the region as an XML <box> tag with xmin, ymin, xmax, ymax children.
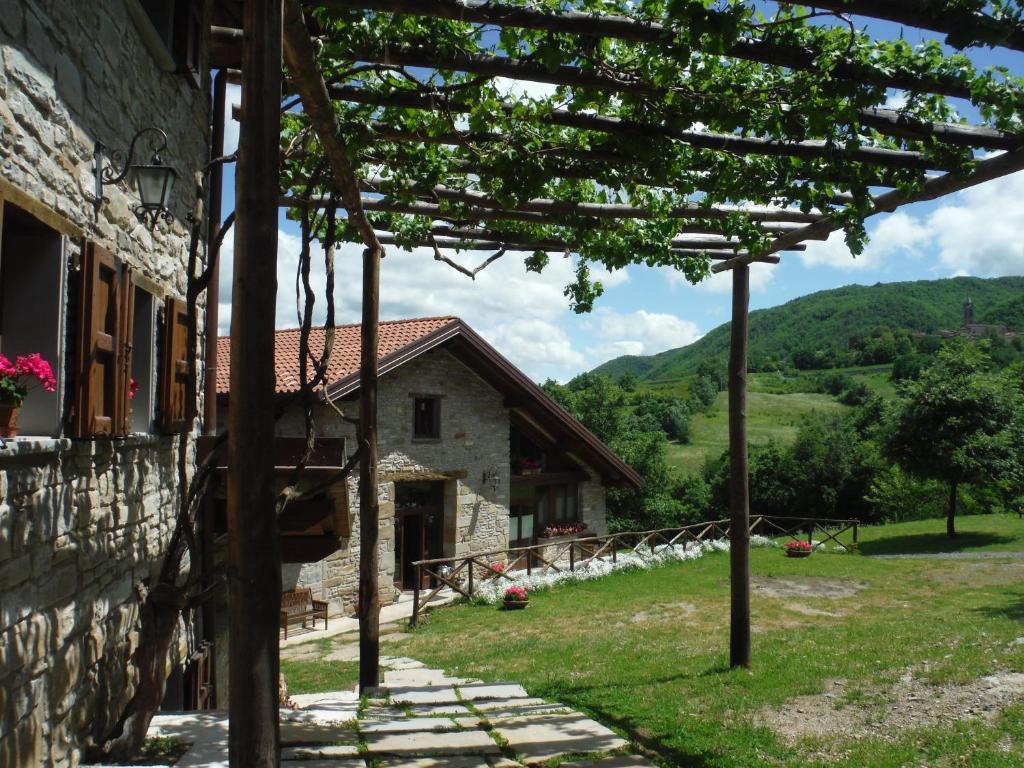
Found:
<box><xmin>799</xmin><ymin>212</ymin><xmax>931</xmax><ymax>271</ymax></box>
<box><xmin>587</xmin><ymin>308</ymin><xmax>702</xmax><ymax>366</ymax></box>
<box><xmin>797</xmin><ymin>170</ymin><xmax>1024</xmax><ymax>276</ymax></box>
<box><xmin>928</xmin><ymin>171</ymin><xmax>1024</xmax><ymax>276</ymax></box>
<box><xmin>885</xmin><ymin>90</ymin><xmax>908</xmax><ymax>110</ymax></box>
<box><xmin>218</xmin><ymin>230</ymin><xmax>593</xmax><ymax>380</ymax></box>
<box><xmin>492</xmin><ymin>77</ymin><xmax>559</xmax><ymax>102</ymax></box>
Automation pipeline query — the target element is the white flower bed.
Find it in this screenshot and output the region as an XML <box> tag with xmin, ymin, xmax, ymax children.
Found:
<box><xmin>474</xmin><ymin>535</ymin><xmax>779</xmax><ymax>605</ymax></box>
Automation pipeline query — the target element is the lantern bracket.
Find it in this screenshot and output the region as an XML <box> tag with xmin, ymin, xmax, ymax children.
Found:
<box><xmin>93</xmin><ymin>127</ymin><xmax>177</xmax><ymax>229</ymax></box>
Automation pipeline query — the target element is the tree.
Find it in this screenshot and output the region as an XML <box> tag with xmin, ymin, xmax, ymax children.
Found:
<box><xmin>617</xmin><ymin>371</ymin><xmax>639</xmax><ymax>392</ymax></box>
<box><xmin>885</xmin><ymin>342</ymin><xmax>1024</xmax><ymax>537</ymax></box>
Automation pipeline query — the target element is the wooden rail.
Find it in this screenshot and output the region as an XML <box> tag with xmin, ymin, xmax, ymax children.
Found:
<box><xmin>410</xmin><ymin>515</ymin><xmax>858</xmax><ymax>625</ymax></box>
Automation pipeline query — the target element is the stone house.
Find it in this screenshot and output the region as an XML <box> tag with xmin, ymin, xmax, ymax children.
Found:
<box><xmin>1</xmin><ymin>1</ymin><xmax>217</xmax><ymax>765</ymax></box>
<box><xmin>214</xmin><ymin>317</ymin><xmax>641</xmax><ymax>615</ymax></box>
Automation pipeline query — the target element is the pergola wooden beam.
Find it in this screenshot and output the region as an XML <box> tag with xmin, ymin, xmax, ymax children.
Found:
<box><xmin>788</xmin><ymin>0</ymin><xmax>1024</xmax><ymax>53</ymax></box>
<box><xmin>357</xmin><ymin>179</ymin><xmax>838</xmax><ymax>222</ymax></box>
<box><xmin>329</xmin><ymin>85</ymin><xmax>957</xmax><ymax>172</ymax></box>
<box><xmin>283</xmin><ymin>193</ymin><xmax>829</xmax><ymax>225</ymax></box>
<box><xmin>311</xmin><ymin>0</ymin><xmax>1006</xmax><ymax>101</ymax></box>
<box><xmin>334</xmin><ymin>42</ymin><xmax>1024</xmax><ymax>152</ymax></box>
<box><xmin>427</xmin><ymin>222</ymin><xmax>820</xmax><ymax>240</ymax></box>
<box><xmin>370</xmin><ymin>231</ymin><xmax>803</xmax><ymax>255</ymax></box>
<box><xmin>358</xmin><ymin>139</ymin><xmax>903</xmax><ymax>197</ymax></box>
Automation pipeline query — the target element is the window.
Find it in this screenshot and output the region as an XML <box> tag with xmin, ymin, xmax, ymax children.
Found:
<box><xmin>130</xmin><ymin>288</ymin><xmax>156</xmax><ymax>433</ymax></box>
<box><xmin>412</xmin><ymin>396</ymin><xmax>441</xmax><ymax>440</ymax></box>
<box><xmin>537</xmin><ymin>483</ymin><xmax>580</xmax><ymax>526</ymax></box>
<box><xmin>0</xmin><ymin>202</ymin><xmax>67</xmax><ymax>436</ymax></box>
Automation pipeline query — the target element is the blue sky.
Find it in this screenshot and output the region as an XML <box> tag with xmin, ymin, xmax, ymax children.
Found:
<box><xmin>215</xmin><ymin>11</ymin><xmax>1024</xmax><ymax>383</ymax></box>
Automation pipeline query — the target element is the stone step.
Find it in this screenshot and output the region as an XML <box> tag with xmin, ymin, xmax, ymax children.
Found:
<box><xmin>489</xmin><ymin>713</ymin><xmax>628</xmax><ymax>764</ymax></box>
<box><xmin>364</xmin><ymin>728</ymin><xmax>502</xmax><ymax>757</ymax></box>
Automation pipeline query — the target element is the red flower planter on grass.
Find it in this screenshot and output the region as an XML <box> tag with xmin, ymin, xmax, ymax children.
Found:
<box><xmin>784</xmin><ymin>540</ymin><xmax>813</xmax><ymax>558</ymax></box>
<box><xmin>502</xmin><ymin>585</ymin><xmax>529</xmax><ymax>610</ymax></box>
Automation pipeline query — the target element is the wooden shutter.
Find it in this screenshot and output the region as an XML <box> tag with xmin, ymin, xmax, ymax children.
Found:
<box><xmin>159</xmin><ymin>296</ymin><xmax>190</xmax><ymax>433</ymax></box>
<box><xmin>74</xmin><ymin>243</ymin><xmax>121</xmax><ymax>437</ymax></box>
<box><xmin>114</xmin><ymin>266</ymin><xmax>135</xmax><ymax>436</ymax></box>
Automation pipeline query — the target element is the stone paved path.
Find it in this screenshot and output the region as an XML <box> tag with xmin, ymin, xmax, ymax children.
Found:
<box><xmin>100</xmin><ymin>656</ymin><xmax>653</xmax><ymax>767</ymax></box>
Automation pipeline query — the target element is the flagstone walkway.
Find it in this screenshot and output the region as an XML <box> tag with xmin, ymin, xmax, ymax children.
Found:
<box><xmin>115</xmin><ymin>655</ymin><xmax>653</xmax><ymax>767</ymax></box>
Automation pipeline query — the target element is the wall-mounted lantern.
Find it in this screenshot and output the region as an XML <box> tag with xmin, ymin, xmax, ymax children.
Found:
<box><xmin>94</xmin><ymin>127</ymin><xmax>178</xmax><ymax>229</ymax></box>
<box><xmin>482</xmin><ymin>464</ymin><xmax>502</xmax><ymax>494</ymax></box>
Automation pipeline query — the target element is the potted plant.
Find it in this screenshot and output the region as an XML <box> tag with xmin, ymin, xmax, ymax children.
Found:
<box><xmin>519</xmin><ymin>458</ymin><xmax>543</xmax><ymax>476</ymax></box>
<box><xmin>784</xmin><ymin>540</ymin><xmax>814</xmax><ymax>558</ymax></box>
<box><xmin>541</xmin><ymin>522</ymin><xmax>587</xmax><ymax>538</ymax></box>
<box><xmin>502</xmin><ymin>585</ymin><xmax>529</xmax><ymax>610</ymax></box>
<box><xmin>0</xmin><ymin>353</ymin><xmax>57</xmax><ymax>437</ymax></box>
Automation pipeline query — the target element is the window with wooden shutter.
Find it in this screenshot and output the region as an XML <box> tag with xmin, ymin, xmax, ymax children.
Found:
<box><xmin>159</xmin><ymin>296</ymin><xmax>191</xmax><ymax>433</ymax></box>
<box><xmin>75</xmin><ymin>242</ymin><xmax>132</xmax><ymax>438</ymax></box>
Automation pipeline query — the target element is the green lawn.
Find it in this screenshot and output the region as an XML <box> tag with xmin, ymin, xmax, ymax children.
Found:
<box><xmin>282</xmin><ymin>515</ymin><xmax>1024</xmax><ymax>766</ymax></box>
<box><xmin>375</xmin><ymin>514</ymin><xmax>1024</xmax><ymax>767</ymax></box>
<box><xmin>666</xmin><ymin>390</ymin><xmax>847</xmax><ymax>476</ymax></box>
<box><xmin>856</xmin><ymin>513</ymin><xmax>1024</xmax><ymax>555</ymax></box>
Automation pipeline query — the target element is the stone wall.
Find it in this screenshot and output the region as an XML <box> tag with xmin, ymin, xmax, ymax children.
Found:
<box><xmin>0</xmin><ymin>438</ymin><xmax>186</xmax><ymax>767</ymax></box>
<box><xmin>276</xmin><ymin>347</ymin><xmax>512</xmax><ymax>615</ymax></box>
<box><xmin>0</xmin><ymin>1</ymin><xmax>210</xmax><ymax>765</ymax></box>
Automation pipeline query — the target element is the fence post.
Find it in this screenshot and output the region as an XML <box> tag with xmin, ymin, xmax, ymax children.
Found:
<box><xmin>411</xmin><ymin>568</ymin><xmax>420</xmax><ymax>627</ymax></box>
<box><xmin>570</xmin><ymin>542</ymin><xmax>575</xmax><ymax>572</ymax></box>
<box><xmin>612</xmin><ymin>538</ymin><xmax>618</xmax><ymax>564</ymax></box>
<box><xmin>527</xmin><ymin>549</ymin><xmax>532</xmax><ymax>576</ymax></box>
<box><xmin>853</xmin><ymin>523</ymin><xmax>859</xmax><ymax>547</ymax></box>
<box><xmin>807</xmin><ymin>524</ymin><xmax>814</xmax><ymax>545</ymax></box>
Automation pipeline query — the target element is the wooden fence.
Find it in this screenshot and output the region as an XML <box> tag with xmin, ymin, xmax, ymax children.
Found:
<box><xmin>410</xmin><ymin>515</ymin><xmax>859</xmax><ymax>625</ymax></box>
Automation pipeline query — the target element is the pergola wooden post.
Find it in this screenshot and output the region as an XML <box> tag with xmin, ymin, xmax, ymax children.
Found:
<box><xmin>226</xmin><ymin>0</ymin><xmax>282</xmax><ymax>765</ymax></box>
<box><xmin>357</xmin><ymin>245</ymin><xmax>382</xmax><ymax>690</ymax></box>
<box><xmin>728</xmin><ymin>264</ymin><xmax>751</xmax><ymax>668</ymax></box>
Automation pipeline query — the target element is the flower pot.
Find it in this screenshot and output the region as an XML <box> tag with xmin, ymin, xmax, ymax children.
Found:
<box><xmin>785</xmin><ymin>549</ymin><xmax>812</xmax><ymax>558</ymax></box>
<box><xmin>0</xmin><ymin>404</ymin><xmax>20</xmax><ymax>438</ymax></box>
<box><xmin>502</xmin><ymin>599</ymin><xmax>529</xmax><ymax>610</ymax></box>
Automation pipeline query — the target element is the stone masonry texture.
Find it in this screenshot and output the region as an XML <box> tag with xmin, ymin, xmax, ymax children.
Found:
<box><xmin>0</xmin><ymin>1</ymin><xmax>210</xmax><ymax>765</ymax></box>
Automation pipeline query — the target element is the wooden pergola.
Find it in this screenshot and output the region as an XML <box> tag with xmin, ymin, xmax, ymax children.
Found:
<box><xmin>211</xmin><ymin>1</ymin><xmax>1024</xmax><ymax>764</ymax></box>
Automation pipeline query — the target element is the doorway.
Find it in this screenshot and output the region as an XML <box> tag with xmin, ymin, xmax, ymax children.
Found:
<box><xmin>394</xmin><ymin>481</ymin><xmax>444</xmax><ymax>590</ymax></box>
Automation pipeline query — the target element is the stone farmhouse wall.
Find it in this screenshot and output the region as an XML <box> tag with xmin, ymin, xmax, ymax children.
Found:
<box><xmin>0</xmin><ymin>2</ymin><xmax>210</xmax><ymax>766</ymax></box>
<box><xmin>277</xmin><ymin>347</ymin><xmax>610</xmax><ymax>615</ymax></box>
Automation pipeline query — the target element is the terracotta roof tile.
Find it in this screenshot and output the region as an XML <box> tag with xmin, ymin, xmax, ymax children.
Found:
<box><xmin>216</xmin><ymin>317</ymin><xmax>458</xmax><ymax>394</ymax></box>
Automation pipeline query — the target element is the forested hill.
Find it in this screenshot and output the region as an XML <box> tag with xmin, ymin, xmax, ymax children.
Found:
<box><xmin>594</xmin><ymin>276</ymin><xmax>1024</xmax><ymax>380</ymax></box>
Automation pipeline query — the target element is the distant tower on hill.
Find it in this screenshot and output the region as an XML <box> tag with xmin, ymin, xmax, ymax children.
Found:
<box><xmin>964</xmin><ymin>297</ymin><xmax>975</xmax><ymax>325</ymax></box>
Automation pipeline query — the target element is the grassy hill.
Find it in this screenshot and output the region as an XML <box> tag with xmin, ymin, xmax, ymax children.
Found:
<box><xmin>665</xmin><ymin>388</ymin><xmax>848</xmax><ymax>475</ymax></box>
<box><xmin>594</xmin><ymin>275</ymin><xmax>1024</xmax><ymax>381</ymax></box>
